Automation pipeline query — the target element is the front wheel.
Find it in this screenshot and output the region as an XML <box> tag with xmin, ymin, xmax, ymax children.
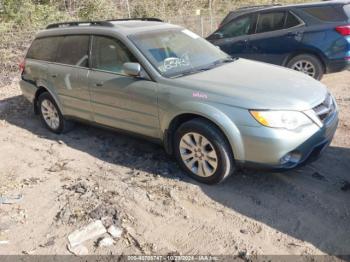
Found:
<box><xmin>286</xmin><ymin>54</ymin><xmax>324</xmax><ymax>80</ymax></box>
<box><xmin>174</xmin><ymin>119</ymin><xmax>235</xmax><ymax>184</ymax></box>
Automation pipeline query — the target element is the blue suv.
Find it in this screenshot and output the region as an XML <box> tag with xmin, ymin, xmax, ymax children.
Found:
<box><xmin>207</xmin><ymin>1</ymin><xmax>350</xmax><ymax>79</ymax></box>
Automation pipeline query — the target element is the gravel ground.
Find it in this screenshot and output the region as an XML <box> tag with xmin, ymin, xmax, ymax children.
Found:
<box><xmin>0</xmin><ymin>72</ymin><xmax>349</xmax><ymax>257</ymax></box>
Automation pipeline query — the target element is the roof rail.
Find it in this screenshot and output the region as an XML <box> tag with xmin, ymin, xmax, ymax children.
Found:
<box><xmin>46</xmin><ymin>18</ymin><xmax>163</xmax><ymax>29</ymax></box>
<box><xmin>236</xmin><ymin>4</ymin><xmax>282</xmax><ymax>11</ymax></box>
<box><xmin>46</xmin><ymin>21</ymin><xmax>113</xmax><ymax>29</ymax></box>
<box><xmin>108</xmin><ymin>18</ymin><xmax>163</xmax><ymax>22</ymax></box>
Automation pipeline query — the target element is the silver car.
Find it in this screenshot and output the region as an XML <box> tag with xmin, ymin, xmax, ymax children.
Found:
<box><xmin>19</xmin><ymin>19</ymin><xmax>339</xmax><ymax>184</ymax></box>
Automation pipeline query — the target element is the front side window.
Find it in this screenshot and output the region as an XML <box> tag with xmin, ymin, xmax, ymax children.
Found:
<box><xmin>130</xmin><ymin>29</ymin><xmax>231</xmax><ymax>78</ymax></box>
<box><xmin>27</xmin><ymin>37</ymin><xmax>63</xmax><ymax>62</ymax></box>
<box><xmin>216</xmin><ymin>15</ymin><xmax>254</xmax><ymax>38</ymax></box>
<box><xmin>91</xmin><ymin>36</ymin><xmax>137</xmax><ymax>74</ymax></box>
<box><xmin>56</xmin><ymin>35</ymin><xmax>90</xmax><ymax>67</ymax></box>
<box><xmin>256</xmin><ymin>12</ymin><xmax>285</xmax><ymax>33</ymax></box>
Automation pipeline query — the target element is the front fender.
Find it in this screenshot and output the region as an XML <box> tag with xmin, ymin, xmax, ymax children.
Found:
<box><xmin>161</xmin><ymin>101</ymin><xmax>245</xmax><ymax>161</ymax></box>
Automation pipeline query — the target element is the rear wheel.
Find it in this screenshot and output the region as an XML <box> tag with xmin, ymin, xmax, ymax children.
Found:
<box><xmin>286</xmin><ymin>54</ymin><xmax>324</xmax><ymax>80</ymax></box>
<box><xmin>174</xmin><ymin>118</ymin><xmax>235</xmax><ymax>184</ymax></box>
<box><xmin>38</xmin><ymin>92</ymin><xmax>73</xmax><ymax>134</ymax></box>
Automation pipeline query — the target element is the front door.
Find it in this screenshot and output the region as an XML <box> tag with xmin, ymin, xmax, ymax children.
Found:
<box><xmin>88</xmin><ymin>35</ymin><xmax>160</xmax><ymax>138</ymax></box>
<box><xmin>208</xmin><ymin>14</ymin><xmax>257</xmax><ymax>58</ymax></box>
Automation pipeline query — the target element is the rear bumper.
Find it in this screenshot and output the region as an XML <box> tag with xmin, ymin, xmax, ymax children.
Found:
<box><xmin>19</xmin><ymin>79</ymin><xmax>36</xmax><ymax>103</ymax></box>
<box><xmin>238</xmin><ymin>111</ymin><xmax>339</xmax><ymax>171</ymax></box>
<box><xmin>325</xmin><ymin>58</ymin><xmax>350</xmax><ymax>74</ymax></box>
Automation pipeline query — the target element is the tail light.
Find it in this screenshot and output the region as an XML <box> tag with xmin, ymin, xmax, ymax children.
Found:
<box><xmin>19</xmin><ymin>59</ymin><xmax>26</xmax><ymax>74</ymax></box>
<box><xmin>335</xmin><ymin>25</ymin><xmax>350</xmax><ymax>36</ymax></box>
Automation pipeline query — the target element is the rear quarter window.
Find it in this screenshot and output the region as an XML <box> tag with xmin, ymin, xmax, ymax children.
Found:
<box><xmin>301</xmin><ymin>5</ymin><xmax>348</xmax><ymax>22</ymax></box>
<box><xmin>26</xmin><ymin>37</ymin><xmax>63</xmax><ymax>61</ymax></box>
<box><xmin>285</xmin><ymin>12</ymin><xmax>302</xmax><ymax>28</ymax></box>
<box><xmin>344</xmin><ymin>5</ymin><xmax>350</xmax><ymax>18</ymax></box>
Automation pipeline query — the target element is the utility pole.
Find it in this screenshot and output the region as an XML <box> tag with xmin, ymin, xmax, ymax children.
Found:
<box><xmin>125</xmin><ymin>0</ymin><xmax>131</xmax><ymax>18</ymax></box>
<box><xmin>209</xmin><ymin>0</ymin><xmax>213</xmax><ymax>32</ymax></box>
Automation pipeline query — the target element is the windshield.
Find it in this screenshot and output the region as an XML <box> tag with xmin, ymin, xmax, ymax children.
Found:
<box><xmin>129</xmin><ymin>29</ymin><xmax>232</xmax><ymax>78</ymax></box>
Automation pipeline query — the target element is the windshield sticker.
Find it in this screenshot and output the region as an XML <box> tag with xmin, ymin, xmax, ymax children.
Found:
<box><xmin>159</xmin><ymin>55</ymin><xmax>190</xmax><ymax>72</ymax></box>
<box><xmin>193</xmin><ymin>92</ymin><xmax>208</xmax><ymax>99</ymax></box>
<box><xmin>182</xmin><ymin>29</ymin><xmax>200</xmax><ymax>39</ymax></box>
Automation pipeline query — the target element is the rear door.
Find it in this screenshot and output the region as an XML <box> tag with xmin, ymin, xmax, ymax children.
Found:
<box><xmin>88</xmin><ymin>35</ymin><xmax>159</xmax><ymax>138</ymax></box>
<box><xmin>207</xmin><ymin>14</ymin><xmax>257</xmax><ymax>58</ymax></box>
<box><xmin>25</xmin><ymin>37</ymin><xmax>62</xmax><ymax>86</ymax></box>
<box><xmin>49</xmin><ymin>35</ymin><xmax>92</xmax><ymax>121</ymax></box>
<box><xmin>246</xmin><ymin>11</ymin><xmax>305</xmax><ymax>65</ymax></box>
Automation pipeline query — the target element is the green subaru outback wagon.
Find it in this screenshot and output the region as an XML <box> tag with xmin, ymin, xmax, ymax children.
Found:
<box><xmin>20</xmin><ymin>19</ymin><xmax>338</xmax><ymax>184</ymax></box>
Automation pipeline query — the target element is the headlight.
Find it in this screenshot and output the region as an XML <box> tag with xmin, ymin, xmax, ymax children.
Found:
<box><xmin>250</xmin><ymin>110</ymin><xmax>313</xmax><ymax>130</ymax></box>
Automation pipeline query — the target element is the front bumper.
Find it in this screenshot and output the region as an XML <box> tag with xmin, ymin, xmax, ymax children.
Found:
<box><xmin>238</xmin><ymin>110</ymin><xmax>339</xmax><ymax>171</ymax></box>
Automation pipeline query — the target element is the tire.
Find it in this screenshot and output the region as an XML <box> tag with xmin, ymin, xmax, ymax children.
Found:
<box><xmin>38</xmin><ymin>92</ymin><xmax>74</xmax><ymax>134</ymax></box>
<box><xmin>174</xmin><ymin>118</ymin><xmax>235</xmax><ymax>185</ymax></box>
<box><xmin>286</xmin><ymin>54</ymin><xmax>324</xmax><ymax>80</ymax></box>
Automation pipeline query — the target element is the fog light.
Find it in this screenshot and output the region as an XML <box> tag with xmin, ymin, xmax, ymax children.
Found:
<box><xmin>280</xmin><ymin>152</ymin><xmax>302</xmax><ymax>165</ymax></box>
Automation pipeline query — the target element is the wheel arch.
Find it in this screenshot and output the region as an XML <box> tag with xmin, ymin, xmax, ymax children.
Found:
<box><xmin>162</xmin><ymin>103</ymin><xmax>245</xmax><ymax>161</ymax></box>
<box><xmin>283</xmin><ymin>50</ymin><xmax>326</xmax><ymax>73</ymax></box>
<box><xmin>33</xmin><ymin>85</ymin><xmax>63</xmax><ymax>115</ymax></box>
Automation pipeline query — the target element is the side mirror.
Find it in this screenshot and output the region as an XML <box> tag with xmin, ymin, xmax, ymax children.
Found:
<box><xmin>123</xmin><ymin>62</ymin><xmax>141</xmax><ymax>77</ymax></box>
<box><xmin>212</xmin><ymin>32</ymin><xmax>224</xmax><ymax>39</ymax></box>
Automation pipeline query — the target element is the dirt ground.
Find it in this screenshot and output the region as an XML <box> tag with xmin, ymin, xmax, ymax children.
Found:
<box><xmin>0</xmin><ymin>71</ymin><xmax>349</xmax><ymax>257</ymax></box>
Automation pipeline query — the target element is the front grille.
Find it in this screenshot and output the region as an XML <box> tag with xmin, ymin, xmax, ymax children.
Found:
<box><xmin>313</xmin><ymin>94</ymin><xmax>335</xmax><ymax>122</ymax></box>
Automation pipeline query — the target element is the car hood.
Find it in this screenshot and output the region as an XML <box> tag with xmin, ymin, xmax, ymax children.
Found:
<box><xmin>173</xmin><ymin>59</ymin><xmax>328</xmax><ymax>111</ymax></box>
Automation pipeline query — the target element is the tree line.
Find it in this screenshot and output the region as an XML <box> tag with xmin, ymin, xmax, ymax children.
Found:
<box><xmin>0</xmin><ymin>0</ymin><xmax>308</xmax><ymax>29</ymax></box>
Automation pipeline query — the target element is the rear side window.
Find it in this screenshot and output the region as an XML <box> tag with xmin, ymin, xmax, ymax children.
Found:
<box><xmin>285</xmin><ymin>12</ymin><xmax>302</xmax><ymax>28</ymax></box>
<box><xmin>56</xmin><ymin>35</ymin><xmax>90</xmax><ymax>67</ymax></box>
<box><xmin>91</xmin><ymin>36</ymin><xmax>137</xmax><ymax>74</ymax></box>
<box><xmin>215</xmin><ymin>15</ymin><xmax>255</xmax><ymax>38</ymax></box>
<box><xmin>301</xmin><ymin>6</ymin><xmax>348</xmax><ymax>22</ymax></box>
<box><xmin>256</xmin><ymin>12</ymin><xmax>285</xmax><ymax>33</ymax></box>
<box><xmin>26</xmin><ymin>37</ymin><xmax>63</xmax><ymax>61</ymax></box>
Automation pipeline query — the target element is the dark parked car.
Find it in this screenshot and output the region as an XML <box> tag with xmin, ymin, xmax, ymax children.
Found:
<box><xmin>207</xmin><ymin>1</ymin><xmax>350</xmax><ymax>79</ymax></box>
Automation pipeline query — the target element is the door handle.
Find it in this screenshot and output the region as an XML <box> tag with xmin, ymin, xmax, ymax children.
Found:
<box><xmin>95</xmin><ymin>82</ymin><xmax>104</xmax><ymax>87</ymax></box>
<box><xmin>237</xmin><ymin>39</ymin><xmax>248</xmax><ymax>45</ymax></box>
<box><xmin>287</xmin><ymin>31</ymin><xmax>303</xmax><ymax>37</ymax></box>
<box><xmin>51</xmin><ymin>74</ymin><xmax>57</xmax><ymax>78</ymax></box>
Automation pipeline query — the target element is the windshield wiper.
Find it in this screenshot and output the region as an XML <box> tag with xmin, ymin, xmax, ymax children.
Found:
<box><xmin>212</xmin><ymin>57</ymin><xmax>238</xmax><ymax>66</ymax></box>
<box><xmin>170</xmin><ymin>67</ymin><xmax>212</xmax><ymax>78</ymax></box>
<box><xmin>170</xmin><ymin>57</ymin><xmax>238</xmax><ymax>78</ymax></box>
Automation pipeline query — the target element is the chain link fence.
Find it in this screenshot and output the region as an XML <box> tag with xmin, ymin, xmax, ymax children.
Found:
<box><xmin>167</xmin><ymin>15</ymin><xmax>223</xmax><ymax>37</ymax></box>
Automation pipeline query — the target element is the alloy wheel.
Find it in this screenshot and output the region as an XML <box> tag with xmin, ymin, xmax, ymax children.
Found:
<box><xmin>179</xmin><ymin>132</ymin><xmax>218</xmax><ymax>177</ymax></box>
<box><xmin>41</xmin><ymin>99</ymin><xmax>60</xmax><ymax>130</ymax></box>
<box><xmin>291</xmin><ymin>60</ymin><xmax>316</xmax><ymax>78</ymax></box>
